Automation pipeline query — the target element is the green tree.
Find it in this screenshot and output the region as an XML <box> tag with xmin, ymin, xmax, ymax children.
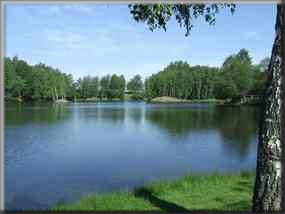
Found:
<box><xmin>220</xmin><ymin>49</ymin><xmax>255</xmax><ymax>97</ymax></box>
<box><xmin>127</xmin><ymin>74</ymin><xmax>144</xmax><ymax>100</ymax></box>
<box><xmin>76</xmin><ymin>75</ymin><xmax>100</xmax><ymax>99</ymax></box>
<box><xmin>110</xmin><ymin>74</ymin><xmax>125</xmax><ymax>99</ymax></box>
<box><xmin>257</xmin><ymin>57</ymin><xmax>271</xmax><ymax>72</ymax></box>
<box><xmin>100</xmin><ymin>74</ymin><xmax>111</xmax><ymax>99</ymax></box>
<box><xmin>250</xmin><ymin>64</ymin><xmax>268</xmax><ymax>95</ymax></box>
<box><xmin>127</xmin><ymin>74</ymin><xmax>143</xmax><ymax>92</ymax></box>
<box><xmin>144</xmin><ymin>61</ymin><xmax>223</xmax><ymax>100</ymax></box>
<box><xmin>4</xmin><ymin>57</ymin><xmax>75</xmax><ymax>102</ymax></box>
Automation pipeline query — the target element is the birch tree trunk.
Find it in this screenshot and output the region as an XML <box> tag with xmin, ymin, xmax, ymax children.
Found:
<box><xmin>54</xmin><ymin>87</ymin><xmax>58</xmax><ymax>101</ymax></box>
<box><xmin>252</xmin><ymin>4</ymin><xmax>283</xmax><ymax>211</ymax></box>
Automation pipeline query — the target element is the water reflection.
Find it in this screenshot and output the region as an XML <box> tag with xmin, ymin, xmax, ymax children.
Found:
<box><xmin>145</xmin><ymin>104</ymin><xmax>260</xmax><ymax>158</ymax></box>
<box><xmin>5</xmin><ymin>102</ymin><xmax>260</xmax><ymax>210</ymax></box>
<box><xmin>215</xmin><ymin>106</ymin><xmax>259</xmax><ymax>158</ymax></box>
<box><xmin>5</xmin><ymin>102</ymin><xmax>260</xmax><ymax>158</ymax></box>
<box><xmin>145</xmin><ymin>106</ymin><xmax>216</xmax><ymax>136</ymax></box>
<box><xmin>125</xmin><ymin>107</ymin><xmax>144</xmax><ymax>125</ymax></box>
<box><xmin>98</xmin><ymin>108</ymin><xmax>126</xmax><ymax>124</ymax></box>
<box><xmin>5</xmin><ymin>102</ymin><xmax>70</xmax><ymax>127</ymax></box>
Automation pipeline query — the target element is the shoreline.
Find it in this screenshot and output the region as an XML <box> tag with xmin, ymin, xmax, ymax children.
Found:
<box><xmin>5</xmin><ymin>96</ymin><xmax>261</xmax><ymax>107</ymax></box>
<box><xmin>51</xmin><ymin>171</ymin><xmax>255</xmax><ymax>211</ymax></box>
<box><xmin>5</xmin><ymin>97</ymin><xmax>225</xmax><ymax>104</ymax></box>
<box><xmin>149</xmin><ymin>97</ymin><xmax>226</xmax><ymax>104</ymax></box>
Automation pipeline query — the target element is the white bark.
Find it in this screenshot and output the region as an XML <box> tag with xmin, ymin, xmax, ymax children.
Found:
<box><xmin>252</xmin><ymin>4</ymin><xmax>283</xmax><ymax>212</ymax></box>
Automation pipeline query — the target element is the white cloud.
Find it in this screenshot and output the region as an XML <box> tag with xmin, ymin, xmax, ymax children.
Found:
<box><xmin>44</xmin><ymin>28</ymin><xmax>87</xmax><ymax>44</ymax></box>
<box><xmin>64</xmin><ymin>5</ymin><xmax>92</xmax><ymax>13</ymax></box>
<box><xmin>41</xmin><ymin>25</ymin><xmax>122</xmax><ymax>59</ymax></box>
<box><xmin>46</xmin><ymin>5</ymin><xmax>94</xmax><ymax>16</ymax></box>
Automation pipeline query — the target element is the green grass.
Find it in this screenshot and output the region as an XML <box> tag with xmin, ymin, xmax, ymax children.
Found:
<box><xmin>51</xmin><ymin>171</ymin><xmax>255</xmax><ymax>211</ymax></box>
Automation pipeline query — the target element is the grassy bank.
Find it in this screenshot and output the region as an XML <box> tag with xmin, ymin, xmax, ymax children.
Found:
<box><xmin>52</xmin><ymin>171</ymin><xmax>255</xmax><ymax>211</ymax></box>
<box><xmin>150</xmin><ymin>96</ymin><xmax>225</xmax><ymax>104</ymax></box>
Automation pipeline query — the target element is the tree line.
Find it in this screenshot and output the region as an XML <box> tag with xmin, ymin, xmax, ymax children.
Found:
<box><xmin>5</xmin><ymin>49</ymin><xmax>268</xmax><ymax>102</ymax></box>
<box><xmin>144</xmin><ymin>49</ymin><xmax>268</xmax><ymax>101</ymax></box>
<box><xmin>5</xmin><ymin>56</ymin><xmax>143</xmax><ymax>102</ymax></box>
<box><xmin>5</xmin><ymin>57</ymin><xmax>74</xmax><ymax>102</ymax></box>
<box><xmin>76</xmin><ymin>74</ymin><xmax>126</xmax><ymax>100</ymax></box>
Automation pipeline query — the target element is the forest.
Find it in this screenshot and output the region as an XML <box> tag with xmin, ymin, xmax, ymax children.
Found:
<box><xmin>145</xmin><ymin>49</ymin><xmax>268</xmax><ymax>101</ymax></box>
<box><xmin>5</xmin><ymin>49</ymin><xmax>269</xmax><ymax>102</ymax></box>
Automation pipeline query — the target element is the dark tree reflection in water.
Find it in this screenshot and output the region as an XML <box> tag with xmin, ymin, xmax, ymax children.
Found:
<box><xmin>5</xmin><ymin>102</ymin><xmax>259</xmax><ymax>209</ymax></box>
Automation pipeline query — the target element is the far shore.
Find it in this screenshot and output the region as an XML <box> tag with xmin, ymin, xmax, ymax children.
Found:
<box><xmin>5</xmin><ymin>95</ymin><xmax>261</xmax><ymax>106</ymax></box>
<box><xmin>149</xmin><ymin>96</ymin><xmax>225</xmax><ymax>104</ymax></box>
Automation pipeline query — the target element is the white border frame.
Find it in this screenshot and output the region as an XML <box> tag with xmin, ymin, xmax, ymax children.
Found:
<box><xmin>1</xmin><ymin>1</ymin><xmax>4</xmax><ymax>211</ymax></box>
<box><xmin>0</xmin><ymin>0</ymin><xmax>281</xmax><ymax>211</ymax></box>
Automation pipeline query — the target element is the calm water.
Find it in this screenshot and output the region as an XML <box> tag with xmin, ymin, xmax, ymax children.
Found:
<box><xmin>5</xmin><ymin>102</ymin><xmax>260</xmax><ymax>210</ymax></box>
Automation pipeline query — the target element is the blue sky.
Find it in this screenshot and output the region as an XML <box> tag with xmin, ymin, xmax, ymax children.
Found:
<box><xmin>5</xmin><ymin>3</ymin><xmax>276</xmax><ymax>81</ymax></box>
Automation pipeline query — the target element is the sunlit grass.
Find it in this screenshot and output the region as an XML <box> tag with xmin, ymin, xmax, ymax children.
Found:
<box><xmin>51</xmin><ymin>171</ymin><xmax>255</xmax><ymax>211</ymax></box>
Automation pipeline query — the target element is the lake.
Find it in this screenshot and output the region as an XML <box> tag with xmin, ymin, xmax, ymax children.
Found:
<box><xmin>5</xmin><ymin>102</ymin><xmax>260</xmax><ymax>210</ymax></box>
